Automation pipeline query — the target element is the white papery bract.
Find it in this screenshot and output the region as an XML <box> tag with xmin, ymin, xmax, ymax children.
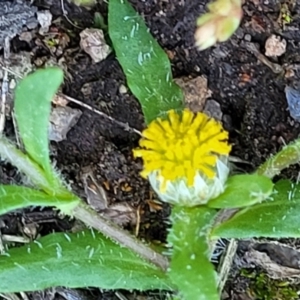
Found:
<box><xmin>148</xmin><ymin>158</ymin><xmax>230</xmax><ymax>207</ymax></box>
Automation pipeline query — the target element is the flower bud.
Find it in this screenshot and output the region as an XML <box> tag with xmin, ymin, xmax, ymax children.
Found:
<box><xmin>133</xmin><ymin>109</ymin><xmax>231</xmax><ymax>207</ymax></box>
<box><xmin>195</xmin><ymin>0</ymin><xmax>242</xmax><ymax>50</ymax></box>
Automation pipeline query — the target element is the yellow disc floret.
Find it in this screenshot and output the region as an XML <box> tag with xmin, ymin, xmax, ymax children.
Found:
<box><xmin>133</xmin><ymin>109</ymin><xmax>231</xmax><ymax>188</ymax></box>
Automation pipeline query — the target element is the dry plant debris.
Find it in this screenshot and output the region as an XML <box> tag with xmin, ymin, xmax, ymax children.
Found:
<box><xmin>175</xmin><ymin>76</ymin><xmax>212</xmax><ymax>112</ymax></box>
<box><xmin>265</xmin><ymin>34</ymin><xmax>287</xmax><ymax>58</ymax></box>
<box><xmin>79</xmin><ymin>28</ymin><xmax>112</xmax><ymax>63</ymax></box>
<box><xmin>81</xmin><ymin>167</ymin><xmax>137</xmax><ymax>227</ymax></box>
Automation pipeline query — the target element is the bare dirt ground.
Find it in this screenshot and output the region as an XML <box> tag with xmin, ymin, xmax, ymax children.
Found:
<box><xmin>1</xmin><ymin>0</ymin><xmax>300</xmax><ymax>299</ymax></box>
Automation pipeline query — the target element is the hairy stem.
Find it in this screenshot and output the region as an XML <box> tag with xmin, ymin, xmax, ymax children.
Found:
<box><xmin>168</xmin><ymin>206</ymin><xmax>219</xmax><ymax>299</ymax></box>
<box><xmin>73</xmin><ymin>201</ymin><xmax>169</xmax><ymax>271</ymax></box>
<box><xmin>0</xmin><ymin>137</ymin><xmax>51</xmax><ymax>191</ymax></box>
<box><xmin>0</xmin><ymin>137</ymin><xmax>72</xmax><ymax>197</ymax></box>
<box><xmin>257</xmin><ymin>139</ymin><xmax>300</xmax><ymax>179</ymax></box>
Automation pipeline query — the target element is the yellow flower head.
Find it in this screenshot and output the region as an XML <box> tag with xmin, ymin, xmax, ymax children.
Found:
<box><xmin>134</xmin><ymin>109</ymin><xmax>231</xmax><ymax>188</ymax></box>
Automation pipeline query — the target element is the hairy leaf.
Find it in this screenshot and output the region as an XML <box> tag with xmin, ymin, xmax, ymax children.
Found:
<box><xmin>168</xmin><ymin>206</ymin><xmax>219</xmax><ymax>300</ymax></box>
<box><xmin>208</xmin><ymin>174</ymin><xmax>274</xmax><ymax>209</ymax></box>
<box><xmin>0</xmin><ymin>185</ymin><xmax>80</xmax><ymax>216</ymax></box>
<box><xmin>14</xmin><ymin>68</ymin><xmax>64</xmax><ymax>188</ymax></box>
<box><xmin>108</xmin><ymin>0</ymin><xmax>184</xmax><ymax>124</ymax></box>
<box><xmin>257</xmin><ymin>138</ymin><xmax>300</xmax><ymax>179</ymax></box>
<box><xmin>0</xmin><ymin>230</ymin><xmax>173</xmax><ymax>293</ymax></box>
<box><xmin>211</xmin><ymin>180</ymin><xmax>300</xmax><ymax>239</ymax></box>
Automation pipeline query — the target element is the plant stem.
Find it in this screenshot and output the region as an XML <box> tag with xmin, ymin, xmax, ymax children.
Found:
<box><xmin>256</xmin><ymin>139</ymin><xmax>300</xmax><ymax>179</ymax></box>
<box><xmin>0</xmin><ymin>137</ymin><xmax>50</xmax><ymax>191</ymax></box>
<box><xmin>168</xmin><ymin>206</ymin><xmax>219</xmax><ymax>300</ymax></box>
<box><xmin>73</xmin><ymin>201</ymin><xmax>169</xmax><ymax>271</ymax></box>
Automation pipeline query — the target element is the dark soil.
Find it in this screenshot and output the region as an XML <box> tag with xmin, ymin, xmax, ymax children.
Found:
<box><xmin>1</xmin><ymin>0</ymin><xmax>300</xmax><ymax>299</ymax></box>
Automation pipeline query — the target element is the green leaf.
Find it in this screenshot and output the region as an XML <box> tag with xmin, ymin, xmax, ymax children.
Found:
<box><xmin>0</xmin><ymin>185</ymin><xmax>80</xmax><ymax>216</ymax></box>
<box><xmin>211</xmin><ymin>180</ymin><xmax>300</xmax><ymax>239</ymax></box>
<box><xmin>168</xmin><ymin>206</ymin><xmax>219</xmax><ymax>300</ymax></box>
<box><xmin>14</xmin><ymin>68</ymin><xmax>64</xmax><ymax>187</ymax></box>
<box><xmin>208</xmin><ymin>174</ymin><xmax>274</xmax><ymax>209</ymax></box>
<box><xmin>108</xmin><ymin>0</ymin><xmax>184</xmax><ymax>124</ymax></box>
<box><xmin>0</xmin><ymin>230</ymin><xmax>173</xmax><ymax>293</ymax></box>
<box><xmin>257</xmin><ymin>138</ymin><xmax>300</xmax><ymax>179</ymax></box>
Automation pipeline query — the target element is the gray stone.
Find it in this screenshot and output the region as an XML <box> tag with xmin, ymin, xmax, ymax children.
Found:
<box><xmin>0</xmin><ymin>1</ymin><xmax>38</xmax><ymax>49</ymax></box>
<box><xmin>285</xmin><ymin>82</ymin><xmax>300</xmax><ymax>122</ymax></box>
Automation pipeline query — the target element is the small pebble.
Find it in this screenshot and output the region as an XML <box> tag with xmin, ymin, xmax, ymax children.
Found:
<box><xmin>203</xmin><ymin>99</ymin><xmax>222</xmax><ymax>121</ymax></box>
<box><xmin>234</xmin><ymin>28</ymin><xmax>244</xmax><ymax>40</ymax></box>
<box><xmin>80</xmin><ymin>28</ymin><xmax>111</xmax><ymax>63</ymax></box>
<box><xmin>244</xmin><ymin>34</ymin><xmax>252</xmax><ymax>42</ymax></box>
<box><xmin>119</xmin><ymin>84</ymin><xmax>127</xmax><ymax>94</ymax></box>
<box><xmin>49</xmin><ymin>106</ymin><xmax>82</xmax><ymax>142</ymax></box>
<box><xmin>222</xmin><ymin>114</ymin><xmax>233</xmax><ymax>131</ymax></box>
<box><xmin>37</xmin><ymin>10</ymin><xmax>52</xmax><ymax>34</ymax></box>
<box><xmin>194</xmin><ymin>65</ymin><xmax>201</xmax><ymax>72</ymax></box>
<box><xmin>9</xmin><ymin>79</ymin><xmax>16</xmax><ymax>89</ymax></box>
<box><xmin>285</xmin><ymin>83</ymin><xmax>300</xmax><ymax>122</ymax></box>
<box><xmin>265</xmin><ymin>34</ymin><xmax>287</xmax><ymax>57</ymax></box>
